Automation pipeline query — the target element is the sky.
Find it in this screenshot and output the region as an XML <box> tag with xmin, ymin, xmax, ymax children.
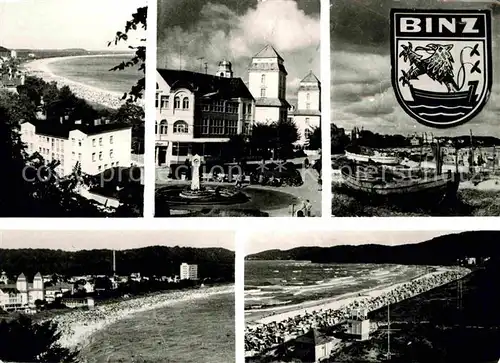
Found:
<box><xmin>157</xmin><ymin>0</ymin><xmax>320</xmax><ymax>99</ymax></box>
<box><xmin>331</xmin><ymin>0</ymin><xmax>500</xmax><ymax>137</ymax></box>
<box><xmin>0</xmin><ymin>0</ymin><xmax>146</xmax><ymax>50</ymax></box>
<box><xmin>0</xmin><ymin>230</ymin><xmax>235</xmax><ymax>251</ymax></box>
<box><xmin>246</xmin><ymin>230</ymin><xmax>460</xmax><ymax>255</ymax></box>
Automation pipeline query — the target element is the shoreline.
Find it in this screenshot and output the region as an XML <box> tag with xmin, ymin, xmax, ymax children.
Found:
<box><xmin>48</xmin><ymin>285</ymin><xmax>234</xmax><ymax>351</ymax></box>
<box><xmin>247</xmin><ymin>266</ymin><xmax>468</xmax><ymax>326</ymax></box>
<box><xmin>22</xmin><ymin>54</ymin><xmax>143</xmax><ymax>109</ymax></box>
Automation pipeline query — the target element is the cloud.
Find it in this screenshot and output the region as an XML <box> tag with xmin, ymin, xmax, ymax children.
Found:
<box><xmin>331</xmin><ymin>4</ymin><xmax>500</xmax><ymax>137</ymax></box>
<box><xmin>157</xmin><ymin>0</ymin><xmax>320</xmax><ymax>97</ymax></box>
<box><xmin>331</xmin><ymin>0</ymin><xmax>500</xmax><ymax>48</ymax></box>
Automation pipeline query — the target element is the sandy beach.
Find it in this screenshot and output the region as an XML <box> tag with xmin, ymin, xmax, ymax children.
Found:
<box><xmin>245</xmin><ymin>266</ymin><xmax>470</xmax><ymax>356</ymax></box>
<box><xmin>22</xmin><ymin>54</ymin><xmax>143</xmax><ymax>109</ymax></box>
<box><xmin>48</xmin><ymin>285</ymin><xmax>234</xmax><ymax>351</ymax></box>
<box><xmin>249</xmin><ymin>266</ymin><xmax>467</xmax><ymax>326</ymax></box>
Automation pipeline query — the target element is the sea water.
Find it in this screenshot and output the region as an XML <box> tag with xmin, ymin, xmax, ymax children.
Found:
<box><xmin>245</xmin><ymin>260</ymin><xmax>431</xmax><ymax>308</ymax></box>
<box><xmin>47</xmin><ymin>55</ymin><xmax>141</xmax><ymax>94</ymax></box>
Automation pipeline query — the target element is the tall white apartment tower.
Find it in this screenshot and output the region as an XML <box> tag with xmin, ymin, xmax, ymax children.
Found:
<box><xmin>180</xmin><ymin>263</ymin><xmax>198</xmax><ymax>280</ymax></box>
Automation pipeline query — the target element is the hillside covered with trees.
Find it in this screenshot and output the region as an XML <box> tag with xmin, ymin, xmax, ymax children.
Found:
<box><xmin>246</xmin><ymin>231</ymin><xmax>500</xmax><ymax>265</ymax></box>
<box><xmin>0</xmin><ymin>246</ymin><xmax>234</xmax><ymax>281</ymax></box>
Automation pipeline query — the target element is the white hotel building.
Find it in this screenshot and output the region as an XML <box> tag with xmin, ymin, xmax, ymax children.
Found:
<box><xmin>155</xmin><ymin>45</ymin><xmax>321</xmax><ymax>169</ymax></box>
<box><xmin>180</xmin><ymin>263</ymin><xmax>198</xmax><ymax>280</ymax></box>
<box><xmin>20</xmin><ymin>120</ymin><xmax>132</xmax><ymax>176</ymax></box>
<box><xmin>155</xmin><ymin>64</ymin><xmax>255</xmax><ymax>169</ymax></box>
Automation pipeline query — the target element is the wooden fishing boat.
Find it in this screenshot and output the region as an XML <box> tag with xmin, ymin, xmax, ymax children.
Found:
<box><xmin>345</xmin><ymin>151</ymin><xmax>400</xmax><ymax>165</ymax></box>
<box><xmin>338</xmin><ymin>141</ymin><xmax>459</xmax><ymax>206</ymax></box>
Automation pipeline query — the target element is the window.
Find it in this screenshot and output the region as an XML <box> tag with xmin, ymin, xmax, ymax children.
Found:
<box><xmin>260</xmin><ymin>88</ymin><xmax>266</xmax><ymax>97</ymax></box>
<box><xmin>174</xmin><ymin>97</ymin><xmax>180</xmax><ymax>109</ymax></box>
<box><xmin>99</xmin><ymin>151</ymin><xmax>103</xmax><ymax>160</ymax></box>
<box><xmin>172</xmin><ymin>142</ymin><xmax>190</xmax><ymax>156</ymax></box>
<box><xmin>92</xmin><ymin>138</ymin><xmax>96</xmax><ymax>147</ymax></box>
<box><xmin>72</xmin><ymin>151</ymin><xmax>75</xmax><ymax>159</ymax></box>
<box><xmin>306</xmin><ymin>93</ymin><xmax>310</xmax><ymax>101</ymax></box>
<box><xmin>305</xmin><ymin>128</ymin><xmax>312</xmax><ymax>139</ymax></box>
<box><xmin>247</xmin><ymin>104</ymin><xmax>252</xmax><ymax>114</ymax></box>
<box><xmin>51</xmin><ymin>139</ymin><xmax>54</xmax><ymax>149</ymax></box>
<box><xmin>226</xmin><ymin>102</ymin><xmax>238</xmax><ymax>114</ymax></box>
<box><xmin>155</xmin><ymin>93</ymin><xmax>159</xmax><ymax>108</ymax></box>
<box><xmin>226</xmin><ymin>120</ymin><xmax>238</xmax><ymax>135</ymax></box>
<box><xmin>306</xmin><ymin>103</ymin><xmax>310</xmax><ymax>110</ymax></box>
<box><xmin>201</xmin><ymin>118</ymin><xmax>209</xmax><ymax>135</ymax></box>
<box><xmin>98</xmin><ymin>165</ymin><xmax>102</xmax><ymax>172</ymax></box>
<box><xmin>161</xmin><ymin>95</ymin><xmax>169</xmax><ymax>109</ymax></box>
<box><xmin>173</xmin><ymin>120</ymin><xmax>188</xmax><ymax>134</ymax></box>
<box><xmin>305</xmin><ymin>117</ymin><xmax>310</xmax><ymax>125</ymax></box>
<box><xmin>92</xmin><ymin>153</ymin><xmax>96</xmax><ymax>162</ymax></box>
<box><xmin>209</xmin><ymin>119</ymin><xmax>224</xmax><ymax>135</ymax></box>
<box><xmin>104</xmin><ymin>164</ymin><xmax>108</xmax><ymax>170</ymax></box>
<box><xmin>71</xmin><ymin>138</ymin><xmax>75</xmax><ymax>146</ymax></box>
<box><xmin>202</xmin><ymin>103</ymin><xmax>210</xmax><ymax>111</ymax></box>
<box><xmin>78</xmin><ymin>139</ymin><xmax>82</xmax><ymax>147</ymax></box>
<box><xmin>110</xmin><ymin>149</ymin><xmax>114</xmax><ymax>159</ymax></box>
<box><xmin>213</xmin><ymin>101</ymin><xmax>224</xmax><ymax>112</ymax></box>
<box><xmin>99</xmin><ymin>137</ymin><xmax>103</xmax><ymax>146</ymax></box>
<box><xmin>182</xmin><ymin>97</ymin><xmax>189</xmax><ymax>109</ymax></box>
<box><xmin>110</xmin><ymin>135</ymin><xmax>113</xmax><ymax>144</ymax></box>
<box><xmin>159</xmin><ymin>120</ymin><xmax>168</xmax><ymax>134</ymax></box>
<box><xmin>261</xmin><ymin>74</ymin><xmax>266</xmax><ymax>84</ymax></box>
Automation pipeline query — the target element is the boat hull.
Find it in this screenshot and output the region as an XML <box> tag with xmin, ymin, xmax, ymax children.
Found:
<box><xmin>336</xmin><ymin>169</ymin><xmax>459</xmax><ymax>207</ymax></box>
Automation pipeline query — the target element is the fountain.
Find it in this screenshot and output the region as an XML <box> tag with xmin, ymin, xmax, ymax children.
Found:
<box><xmin>160</xmin><ymin>154</ymin><xmax>248</xmax><ymax>205</ymax></box>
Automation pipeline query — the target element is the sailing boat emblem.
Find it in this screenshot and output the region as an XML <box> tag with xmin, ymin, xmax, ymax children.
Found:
<box><xmin>391</xmin><ymin>9</ymin><xmax>492</xmax><ymax>128</ymax></box>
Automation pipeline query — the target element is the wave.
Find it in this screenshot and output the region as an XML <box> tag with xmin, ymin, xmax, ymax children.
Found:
<box><xmin>409</xmin><ymin>105</ymin><xmax>473</xmax><ymax>110</ymax></box>
<box><xmin>419</xmin><ymin>112</ymin><xmax>466</xmax><ymax>117</ymax></box>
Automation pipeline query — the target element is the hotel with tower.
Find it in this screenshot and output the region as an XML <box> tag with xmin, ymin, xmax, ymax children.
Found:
<box><xmin>155</xmin><ymin>45</ymin><xmax>321</xmax><ymax>171</ymax></box>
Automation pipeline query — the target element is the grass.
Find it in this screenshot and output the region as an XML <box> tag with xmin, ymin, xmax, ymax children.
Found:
<box><xmin>331</xmin><ymin>188</ymin><xmax>500</xmax><ymax>216</ymax></box>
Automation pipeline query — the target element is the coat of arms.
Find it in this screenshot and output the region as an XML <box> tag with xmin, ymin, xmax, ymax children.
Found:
<box><xmin>391</xmin><ymin>9</ymin><xmax>492</xmax><ymax>128</ymax></box>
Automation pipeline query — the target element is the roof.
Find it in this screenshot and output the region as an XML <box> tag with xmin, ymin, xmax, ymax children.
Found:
<box><xmin>295</xmin><ymin>329</ymin><xmax>332</xmax><ymax>346</ymax></box>
<box><xmin>301</xmin><ymin>71</ymin><xmax>320</xmax><ymax>84</ymax></box>
<box><xmin>27</xmin><ymin>120</ymin><xmax>131</xmax><ymax>139</ymax></box>
<box><xmin>157</xmin><ymin>69</ymin><xmax>254</xmax><ymax>101</ymax></box>
<box><xmin>0</xmin><ymin>46</ymin><xmax>10</xmax><ymax>52</ymax></box>
<box><xmin>0</xmin><ymin>287</ymin><xmax>19</xmax><ymax>294</ymax></box>
<box><xmin>34</xmin><ymin>272</ymin><xmax>42</xmax><ymax>278</ymax></box>
<box><xmin>255</xmin><ymin>98</ymin><xmax>291</xmax><ymax>108</ymax></box>
<box><xmin>17</xmin><ymin>273</ymin><xmax>26</xmax><ymax>279</ymax></box>
<box><xmin>253</xmin><ymin>45</ymin><xmax>283</xmax><ymax>61</ymax></box>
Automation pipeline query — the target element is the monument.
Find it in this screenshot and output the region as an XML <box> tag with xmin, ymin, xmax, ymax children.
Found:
<box><xmin>191</xmin><ymin>154</ymin><xmax>201</xmax><ymax>191</ymax></box>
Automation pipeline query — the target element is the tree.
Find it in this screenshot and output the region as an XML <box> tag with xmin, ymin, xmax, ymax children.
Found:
<box><xmin>0</xmin><ymin>315</ymin><xmax>78</xmax><ymax>362</ymax></box>
<box><xmin>273</xmin><ymin>118</ymin><xmax>300</xmax><ymax>159</ymax></box>
<box><xmin>109</xmin><ymin>6</ymin><xmax>147</xmax><ymax>102</ymax></box>
<box><xmin>331</xmin><ymin>123</ymin><xmax>349</xmax><ymax>154</ymax></box>
<box><xmin>223</xmin><ymin>135</ymin><xmax>247</xmax><ymax>162</ymax></box>
<box><xmin>111</xmin><ymin>102</ymin><xmax>145</xmax><ymax>153</ymax></box>
<box><xmin>249</xmin><ymin>120</ymin><xmax>300</xmax><ymax>159</ymax></box>
<box><xmin>17</xmin><ymin>76</ymin><xmax>46</xmax><ymax>105</ymax></box>
<box><xmin>306</xmin><ymin>126</ymin><xmax>321</xmax><ymax>150</ymax></box>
